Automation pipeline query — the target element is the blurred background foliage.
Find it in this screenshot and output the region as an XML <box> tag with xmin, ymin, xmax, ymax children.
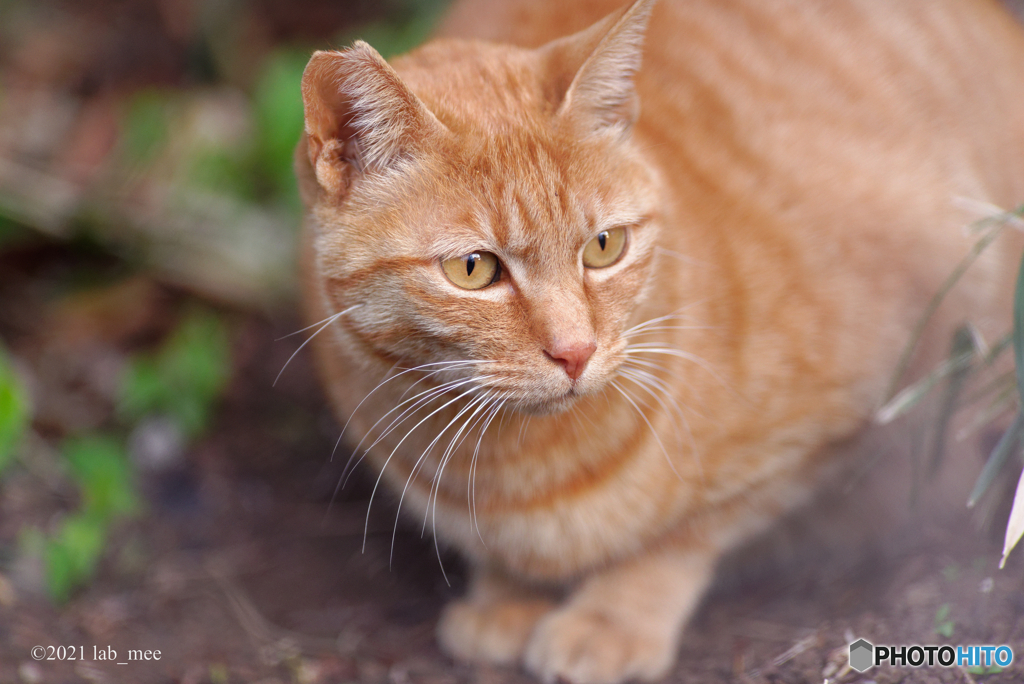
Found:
<box><xmin>0</xmin><ymin>0</ymin><xmax>449</xmax><ymax>604</ymax></box>
<box><xmin>0</xmin><ymin>0</ymin><xmax>448</xmax><ymax>307</ymax></box>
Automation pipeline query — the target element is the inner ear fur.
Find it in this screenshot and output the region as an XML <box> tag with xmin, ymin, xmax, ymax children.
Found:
<box><xmin>301</xmin><ymin>41</ymin><xmax>447</xmax><ymax>197</ymax></box>
<box><xmin>543</xmin><ymin>0</ymin><xmax>655</xmax><ymax>135</ymax></box>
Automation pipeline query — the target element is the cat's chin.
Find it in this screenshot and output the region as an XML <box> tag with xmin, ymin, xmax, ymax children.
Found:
<box><xmin>517</xmin><ymin>388</ymin><xmax>588</xmax><ymax>416</ymax></box>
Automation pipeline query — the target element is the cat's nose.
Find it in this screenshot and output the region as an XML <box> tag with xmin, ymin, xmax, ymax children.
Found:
<box><xmin>545</xmin><ymin>341</ymin><xmax>597</xmax><ymax>381</ymax></box>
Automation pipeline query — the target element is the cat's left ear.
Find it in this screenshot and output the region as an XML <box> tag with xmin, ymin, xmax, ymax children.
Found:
<box><xmin>301</xmin><ymin>42</ymin><xmax>447</xmax><ymax>198</ymax></box>
<box><xmin>549</xmin><ymin>0</ymin><xmax>655</xmax><ymax>135</ymax></box>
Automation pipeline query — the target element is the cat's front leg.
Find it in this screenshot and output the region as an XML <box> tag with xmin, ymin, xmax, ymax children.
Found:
<box><xmin>523</xmin><ymin>546</ymin><xmax>716</xmax><ymax>684</ymax></box>
<box><xmin>437</xmin><ymin>564</ymin><xmax>557</xmax><ymax>665</ymax></box>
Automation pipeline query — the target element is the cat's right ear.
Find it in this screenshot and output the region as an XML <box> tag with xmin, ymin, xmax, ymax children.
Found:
<box><xmin>301</xmin><ymin>42</ymin><xmax>446</xmax><ymax>198</ymax></box>
<box><xmin>547</xmin><ymin>0</ymin><xmax>655</xmax><ymax>136</ymax></box>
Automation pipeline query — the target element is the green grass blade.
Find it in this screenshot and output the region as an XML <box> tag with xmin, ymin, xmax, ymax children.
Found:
<box><xmin>1015</xmin><ymin>247</ymin><xmax>1024</xmax><ymax>408</ymax></box>
<box><xmin>928</xmin><ymin>325</ymin><xmax>976</xmax><ymax>475</ymax></box>
<box><xmin>967</xmin><ymin>411</ymin><xmax>1024</xmax><ymax>508</ymax></box>
<box><xmin>0</xmin><ymin>345</ymin><xmax>29</xmax><ymax>472</ymax></box>
<box><xmin>883</xmin><ymin>212</ymin><xmax>1013</xmax><ymax>405</ymax></box>
<box><xmin>876</xmin><ymin>345</ymin><xmax>975</xmax><ymax>424</ymax></box>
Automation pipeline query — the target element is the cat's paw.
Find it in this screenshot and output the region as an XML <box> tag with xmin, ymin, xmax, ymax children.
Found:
<box><xmin>523</xmin><ymin>605</ymin><xmax>676</xmax><ymax>684</ymax></box>
<box><xmin>437</xmin><ymin>597</ymin><xmax>554</xmax><ymax>665</ymax></box>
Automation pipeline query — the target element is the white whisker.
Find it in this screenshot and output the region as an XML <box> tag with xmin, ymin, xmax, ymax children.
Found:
<box><xmin>363</xmin><ymin>383</ymin><xmax>488</xmax><ymax>553</ymax></box>
<box><xmin>468</xmin><ymin>394</ymin><xmax>507</xmax><ymax>545</ymax></box>
<box><xmin>618</xmin><ymin>366</ymin><xmax>703</xmax><ymax>479</ymax></box>
<box><xmin>390</xmin><ymin>390</ymin><xmax>495</xmax><ymax>566</ymax></box>
<box><xmin>610</xmin><ymin>379</ymin><xmax>684</xmax><ymax>481</ymax></box>
<box><xmin>422</xmin><ymin>390</ymin><xmax>501</xmax><ymax>536</ymax></box>
<box><xmin>332</xmin><ymin>359</ymin><xmax>492</xmax><ymax>461</ymax></box>
<box><xmin>275</xmin><ymin>311</ymin><xmax>350</xmax><ymax>340</ymax></box>
<box><xmin>274</xmin><ymin>304</ymin><xmax>361</xmax><ymax>387</ymax></box>
<box><xmin>338</xmin><ymin>375</ymin><xmax>472</xmax><ymax>489</ymax></box>
<box><xmin>621</xmin><ymin>304</ymin><xmax>706</xmax><ymax>336</ymax></box>
<box><xmin>622</xmin><ymin>324</ymin><xmax>711</xmax><ymax>338</ymax></box>
<box><xmin>423</xmin><ymin>391</ymin><xmax>506</xmax><ymax>583</ymax></box>
<box><xmin>622</xmin><ymin>345</ymin><xmax>735</xmax><ymax>394</ymax></box>
<box><xmin>423</xmin><ymin>391</ymin><xmax>504</xmax><ymax>585</ymax></box>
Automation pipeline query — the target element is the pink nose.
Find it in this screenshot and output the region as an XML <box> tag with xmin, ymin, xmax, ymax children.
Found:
<box><xmin>545</xmin><ymin>341</ymin><xmax>597</xmax><ymax>381</ymax></box>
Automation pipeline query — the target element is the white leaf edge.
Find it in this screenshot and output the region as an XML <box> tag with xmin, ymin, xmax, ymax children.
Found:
<box><xmin>999</xmin><ymin>466</ymin><xmax>1024</xmax><ymax>569</ymax></box>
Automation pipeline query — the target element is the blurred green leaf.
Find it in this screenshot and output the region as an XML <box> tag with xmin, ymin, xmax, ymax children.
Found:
<box><xmin>966</xmin><ymin>664</ymin><xmax>1004</xmax><ymax>675</ymax></box>
<box><xmin>45</xmin><ymin>538</ymin><xmax>76</xmax><ymax>603</ymax></box>
<box><xmin>252</xmin><ymin>50</ymin><xmax>308</xmax><ymax>209</ymax></box>
<box><xmin>60</xmin><ymin>515</ymin><xmax>106</xmax><ymax>575</ymax></box>
<box><xmin>0</xmin><ymin>345</ymin><xmax>29</xmax><ymax>473</ymax></box>
<box><xmin>187</xmin><ymin>148</ymin><xmax>255</xmax><ymax>201</ymax></box>
<box><xmin>119</xmin><ymin>358</ymin><xmax>164</xmax><ymax>421</ymax></box>
<box><xmin>62</xmin><ymin>436</ymin><xmax>138</xmax><ymax>519</ymax></box>
<box><xmin>209</xmin><ymin>663</ymin><xmax>230</xmax><ymax>684</ymax></box>
<box><xmin>1014</xmin><ymin>247</ymin><xmax>1024</xmax><ymax>408</ymax></box>
<box><xmin>158</xmin><ymin>311</ymin><xmax>231</xmax><ymax>435</ymax></box>
<box><xmin>43</xmin><ymin>435</ymin><xmax>139</xmax><ymax>602</ymax></box>
<box><xmin>933</xmin><ymin>603</ymin><xmax>955</xmax><ymax>638</ymax></box>
<box><xmin>968</xmin><ymin>412</ymin><xmax>1023</xmax><ymax>508</ymax></box>
<box><xmin>876</xmin><ymin>346</ymin><xmax>975</xmax><ymax>424</ymax></box>
<box><xmin>928</xmin><ymin>325</ymin><xmax>976</xmax><ymax>476</ymax></box>
<box><xmin>0</xmin><ymin>213</ymin><xmax>30</xmax><ymax>250</ymax></box>
<box><xmin>123</xmin><ymin>90</ymin><xmax>174</xmax><ymax>164</ymax></box>
<box><xmin>350</xmin><ymin>0</ymin><xmax>450</xmax><ymax>59</ymax></box>
<box><xmin>45</xmin><ymin>513</ymin><xmax>106</xmax><ymax>603</ymax></box>
<box><xmin>119</xmin><ymin>309</ymin><xmax>230</xmax><ymax>437</ymax></box>
<box><xmin>883</xmin><ymin>216</ymin><xmax>1009</xmax><ymax>404</ymax></box>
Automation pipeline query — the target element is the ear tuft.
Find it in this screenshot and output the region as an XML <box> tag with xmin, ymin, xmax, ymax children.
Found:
<box><xmin>301</xmin><ymin>42</ymin><xmax>445</xmax><ymax>196</ymax></box>
<box><xmin>557</xmin><ymin>0</ymin><xmax>655</xmax><ymax>134</ymax></box>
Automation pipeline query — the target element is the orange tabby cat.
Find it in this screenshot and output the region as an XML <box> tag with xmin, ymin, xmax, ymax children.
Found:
<box><xmin>296</xmin><ymin>0</ymin><xmax>1024</xmax><ymax>681</ymax></box>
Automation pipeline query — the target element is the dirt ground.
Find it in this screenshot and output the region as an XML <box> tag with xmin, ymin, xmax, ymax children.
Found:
<box><xmin>2</xmin><ymin>1</ymin><xmax>1024</xmax><ymax>683</ymax></box>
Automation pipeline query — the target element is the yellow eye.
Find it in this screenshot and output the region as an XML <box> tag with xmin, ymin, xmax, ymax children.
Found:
<box><xmin>582</xmin><ymin>226</ymin><xmax>628</xmax><ymax>268</ymax></box>
<box><xmin>442</xmin><ymin>252</ymin><xmax>501</xmax><ymax>290</ymax></box>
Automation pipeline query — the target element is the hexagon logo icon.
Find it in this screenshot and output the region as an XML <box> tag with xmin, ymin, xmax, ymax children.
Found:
<box><xmin>849</xmin><ymin>638</ymin><xmax>874</xmax><ymax>673</ymax></box>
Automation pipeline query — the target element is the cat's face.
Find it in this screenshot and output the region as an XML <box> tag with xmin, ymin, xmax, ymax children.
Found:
<box><xmin>300</xmin><ymin>5</ymin><xmax>661</xmax><ymax>413</ymax></box>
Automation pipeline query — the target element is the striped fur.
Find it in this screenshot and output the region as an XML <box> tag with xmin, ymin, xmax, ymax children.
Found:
<box><xmin>297</xmin><ymin>0</ymin><xmax>1024</xmax><ymax>681</ymax></box>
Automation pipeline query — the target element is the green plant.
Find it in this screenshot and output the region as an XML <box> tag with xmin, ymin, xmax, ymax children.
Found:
<box><xmin>119</xmin><ymin>309</ymin><xmax>231</xmax><ymax>437</ymax></box>
<box><xmin>934</xmin><ymin>603</ymin><xmax>955</xmax><ymax>638</ymax></box>
<box><xmin>0</xmin><ymin>343</ymin><xmax>29</xmax><ymax>473</ymax></box>
<box><xmin>876</xmin><ymin>203</ymin><xmax>1024</xmax><ymax>568</ymax></box>
<box><xmin>43</xmin><ymin>435</ymin><xmax>139</xmax><ymax>601</ymax></box>
<box><xmin>251</xmin><ymin>49</ymin><xmax>309</xmax><ymax>210</ymax></box>
<box><xmin>966</xmin><ymin>664</ymin><xmax>1004</xmax><ymax>676</ymax></box>
<box><xmin>0</xmin><ymin>214</ymin><xmax>29</xmax><ymax>249</ymax></box>
<box><xmin>182</xmin><ymin>49</ymin><xmax>309</xmax><ymax>211</ymax></box>
<box><xmin>122</xmin><ymin>90</ymin><xmax>175</xmax><ymax>165</ymax></box>
<box><xmin>16</xmin><ymin>309</ymin><xmax>231</xmax><ymax>603</ymax></box>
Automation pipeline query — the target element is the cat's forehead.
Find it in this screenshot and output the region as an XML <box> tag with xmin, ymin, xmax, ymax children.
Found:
<box><xmin>429</xmin><ymin>131</ymin><xmax>629</xmax><ymax>261</ymax></box>
<box><xmin>382</xmin><ymin>40</ymin><xmax>650</xmax><ymax>258</ymax></box>
<box><xmin>393</xmin><ymin>40</ymin><xmax>559</xmax><ymax>133</ymax></box>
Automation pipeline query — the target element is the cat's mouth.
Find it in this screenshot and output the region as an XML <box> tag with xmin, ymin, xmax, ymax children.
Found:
<box><xmin>515</xmin><ymin>384</ymin><xmax>589</xmax><ymax>416</ymax></box>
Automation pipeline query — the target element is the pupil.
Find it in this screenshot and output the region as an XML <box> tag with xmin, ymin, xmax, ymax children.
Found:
<box><xmin>466</xmin><ymin>254</ymin><xmax>477</xmax><ymax>276</ymax></box>
<box><xmin>598</xmin><ymin>232</ymin><xmax>607</xmax><ymax>250</ymax></box>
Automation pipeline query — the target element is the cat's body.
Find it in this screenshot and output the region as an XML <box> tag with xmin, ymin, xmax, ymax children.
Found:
<box><xmin>297</xmin><ymin>0</ymin><xmax>1024</xmax><ymax>681</ymax></box>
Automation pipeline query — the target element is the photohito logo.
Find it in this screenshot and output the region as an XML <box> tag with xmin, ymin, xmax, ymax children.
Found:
<box><xmin>848</xmin><ymin>638</ymin><xmax>1014</xmax><ymax>672</ymax></box>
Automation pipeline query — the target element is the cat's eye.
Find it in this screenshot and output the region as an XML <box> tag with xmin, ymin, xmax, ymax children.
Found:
<box><xmin>582</xmin><ymin>226</ymin><xmax>628</xmax><ymax>268</ymax></box>
<box><xmin>442</xmin><ymin>252</ymin><xmax>501</xmax><ymax>290</ymax></box>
